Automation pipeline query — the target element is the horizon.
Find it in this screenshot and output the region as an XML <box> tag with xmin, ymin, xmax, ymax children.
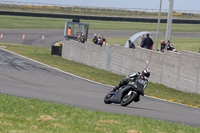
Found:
<box><xmin>1</xmin><ymin>0</ymin><xmax>200</xmax><ymax>12</ymax></box>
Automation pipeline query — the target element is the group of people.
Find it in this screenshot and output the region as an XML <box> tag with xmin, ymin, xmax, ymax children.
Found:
<box><xmin>77</xmin><ymin>33</ymin><xmax>86</xmax><ymax>43</ymax></box>
<box><xmin>139</xmin><ymin>34</ymin><xmax>177</xmax><ymax>52</ymax></box>
<box><xmin>92</xmin><ymin>34</ymin><xmax>109</xmax><ymax>46</ymax></box>
<box><xmin>160</xmin><ymin>40</ymin><xmax>177</xmax><ymax>52</ymax></box>
<box><xmin>140</xmin><ymin>34</ymin><xmax>154</xmax><ymax>50</ymax></box>
<box><xmin>129</xmin><ymin>34</ymin><xmax>154</xmax><ymax>50</ymax></box>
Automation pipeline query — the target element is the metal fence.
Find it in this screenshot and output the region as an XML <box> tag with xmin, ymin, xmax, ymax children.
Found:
<box><xmin>0</xmin><ymin>0</ymin><xmax>200</xmax><ymax>14</ymax></box>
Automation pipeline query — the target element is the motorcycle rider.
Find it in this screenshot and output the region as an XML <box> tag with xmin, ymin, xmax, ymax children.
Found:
<box><xmin>111</xmin><ymin>68</ymin><xmax>150</xmax><ymax>102</ymax></box>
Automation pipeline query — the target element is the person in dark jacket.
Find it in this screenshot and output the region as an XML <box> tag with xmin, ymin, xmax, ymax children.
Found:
<box><xmin>128</xmin><ymin>40</ymin><xmax>135</xmax><ymax>49</ymax></box>
<box><xmin>143</xmin><ymin>34</ymin><xmax>154</xmax><ymax>50</ymax></box>
<box><xmin>92</xmin><ymin>34</ymin><xmax>98</xmax><ymax>44</ymax></box>
<box><xmin>112</xmin><ymin>68</ymin><xmax>150</xmax><ymax>102</ymax></box>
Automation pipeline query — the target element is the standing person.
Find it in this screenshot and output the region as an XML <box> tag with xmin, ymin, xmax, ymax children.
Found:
<box><xmin>67</xmin><ymin>27</ymin><xmax>72</xmax><ymax>35</ymax></box>
<box><xmin>140</xmin><ymin>34</ymin><xmax>145</xmax><ymax>48</ymax></box>
<box><xmin>92</xmin><ymin>34</ymin><xmax>98</xmax><ymax>44</ymax></box>
<box><xmin>128</xmin><ymin>40</ymin><xmax>135</xmax><ymax>49</ymax></box>
<box><xmin>150</xmin><ymin>36</ymin><xmax>153</xmax><ymax>50</ymax></box>
<box><xmin>143</xmin><ymin>34</ymin><xmax>154</xmax><ymax>50</ymax></box>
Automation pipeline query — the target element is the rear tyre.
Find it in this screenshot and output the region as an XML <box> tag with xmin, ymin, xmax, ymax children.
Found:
<box><xmin>104</xmin><ymin>92</ymin><xmax>114</xmax><ymax>104</ymax></box>
<box><xmin>121</xmin><ymin>92</ymin><xmax>137</xmax><ymax>106</ymax></box>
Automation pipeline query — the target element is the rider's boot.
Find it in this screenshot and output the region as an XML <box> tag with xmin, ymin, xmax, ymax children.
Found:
<box><xmin>112</xmin><ymin>86</ymin><xmax>119</xmax><ymax>92</ymax></box>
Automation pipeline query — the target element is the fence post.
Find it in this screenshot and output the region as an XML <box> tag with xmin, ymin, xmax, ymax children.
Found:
<box><xmin>106</xmin><ymin>46</ymin><xmax>112</xmax><ymax>71</ymax></box>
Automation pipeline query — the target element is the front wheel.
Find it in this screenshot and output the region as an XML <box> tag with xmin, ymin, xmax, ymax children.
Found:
<box><xmin>104</xmin><ymin>92</ymin><xmax>114</xmax><ymax>104</ymax></box>
<box><xmin>121</xmin><ymin>91</ymin><xmax>137</xmax><ymax>106</ymax></box>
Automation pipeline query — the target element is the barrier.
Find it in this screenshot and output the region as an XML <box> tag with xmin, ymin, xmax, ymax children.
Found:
<box><xmin>1</xmin><ymin>33</ymin><xmax>3</xmax><ymax>39</ymax></box>
<box><xmin>0</xmin><ymin>11</ymin><xmax>200</xmax><ymax>24</ymax></box>
<box><xmin>62</xmin><ymin>40</ymin><xmax>200</xmax><ymax>94</ymax></box>
<box><xmin>22</xmin><ymin>34</ymin><xmax>25</xmax><ymax>40</ymax></box>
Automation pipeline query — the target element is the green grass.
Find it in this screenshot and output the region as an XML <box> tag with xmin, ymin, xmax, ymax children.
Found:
<box><xmin>1</xmin><ymin>42</ymin><xmax>200</xmax><ymax>108</ymax></box>
<box><xmin>1</xmin><ymin>94</ymin><xmax>200</xmax><ymax>133</ymax></box>
<box><xmin>1</xmin><ymin>15</ymin><xmax>200</xmax><ymax>33</ymax></box>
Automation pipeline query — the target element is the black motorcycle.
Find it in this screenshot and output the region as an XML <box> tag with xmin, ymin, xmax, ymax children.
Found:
<box><xmin>104</xmin><ymin>82</ymin><xmax>144</xmax><ymax>106</ymax></box>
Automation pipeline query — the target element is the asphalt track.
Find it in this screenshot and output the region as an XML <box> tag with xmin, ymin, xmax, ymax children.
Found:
<box><xmin>0</xmin><ymin>48</ymin><xmax>200</xmax><ymax>127</ymax></box>
<box><xmin>1</xmin><ymin>29</ymin><xmax>200</xmax><ymax>47</ymax></box>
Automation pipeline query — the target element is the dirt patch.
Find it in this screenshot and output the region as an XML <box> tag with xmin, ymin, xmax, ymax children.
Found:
<box><xmin>37</xmin><ymin>115</ymin><xmax>56</xmax><ymax>122</ymax></box>
<box><xmin>29</xmin><ymin>106</ymin><xmax>36</xmax><ymax>109</ymax></box>
<box><xmin>127</xmin><ymin>129</ymin><xmax>140</xmax><ymax>133</ymax></box>
<box><xmin>0</xmin><ymin>121</ymin><xmax>12</xmax><ymax>126</ymax></box>
<box><xmin>99</xmin><ymin>120</ymin><xmax>119</xmax><ymax>124</ymax></box>
<box><xmin>48</xmin><ymin>123</ymin><xmax>64</xmax><ymax>128</ymax></box>
<box><xmin>95</xmin><ymin>127</ymin><xmax>111</xmax><ymax>133</ymax></box>
<box><xmin>52</xmin><ymin>112</ymin><xmax>57</xmax><ymax>117</ymax></box>
<box><xmin>30</xmin><ymin>126</ymin><xmax>38</xmax><ymax>130</ymax></box>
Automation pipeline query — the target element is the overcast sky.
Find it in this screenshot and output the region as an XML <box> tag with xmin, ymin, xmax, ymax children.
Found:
<box><xmin>1</xmin><ymin>0</ymin><xmax>200</xmax><ymax>11</ymax></box>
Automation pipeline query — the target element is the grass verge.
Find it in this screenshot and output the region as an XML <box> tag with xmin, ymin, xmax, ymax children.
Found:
<box><xmin>1</xmin><ymin>15</ymin><xmax>200</xmax><ymax>33</ymax></box>
<box><xmin>0</xmin><ymin>42</ymin><xmax>200</xmax><ymax>108</ymax></box>
<box><xmin>1</xmin><ymin>94</ymin><xmax>200</xmax><ymax>132</ymax></box>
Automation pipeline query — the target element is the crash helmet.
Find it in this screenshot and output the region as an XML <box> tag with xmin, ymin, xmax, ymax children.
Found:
<box><xmin>141</xmin><ymin>68</ymin><xmax>150</xmax><ymax>78</ymax></box>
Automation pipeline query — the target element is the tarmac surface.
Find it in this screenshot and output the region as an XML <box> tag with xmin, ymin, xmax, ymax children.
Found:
<box><xmin>1</xmin><ymin>29</ymin><xmax>200</xmax><ymax>47</ymax></box>
<box><xmin>0</xmin><ymin>48</ymin><xmax>200</xmax><ymax>127</ymax></box>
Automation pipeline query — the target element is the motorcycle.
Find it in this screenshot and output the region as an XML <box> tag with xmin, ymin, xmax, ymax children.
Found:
<box><xmin>167</xmin><ymin>41</ymin><xmax>177</xmax><ymax>52</ymax></box>
<box><xmin>104</xmin><ymin>84</ymin><xmax>142</xmax><ymax>106</ymax></box>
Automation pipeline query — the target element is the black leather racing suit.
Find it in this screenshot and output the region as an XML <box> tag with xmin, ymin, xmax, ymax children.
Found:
<box><xmin>113</xmin><ymin>72</ymin><xmax>148</xmax><ymax>102</ymax></box>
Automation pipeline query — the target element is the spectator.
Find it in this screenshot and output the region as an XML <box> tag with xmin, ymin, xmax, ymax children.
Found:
<box><xmin>140</xmin><ymin>34</ymin><xmax>145</xmax><ymax>48</ymax></box>
<box><xmin>97</xmin><ymin>34</ymin><xmax>102</xmax><ymax>45</ymax></box>
<box><xmin>101</xmin><ymin>36</ymin><xmax>109</xmax><ymax>46</ymax></box>
<box><xmin>150</xmin><ymin>36</ymin><xmax>153</xmax><ymax>50</ymax></box>
<box><xmin>143</xmin><ymin>34</ymin><xmax>154</xmax><ymax>50</ymax></box>
<box><xmin>166</xmin><ymin>40</ymin><xmax>177</xmax><ymax>52</ymax></box>
<box><xmin>101</xmin><ymin>36</ymin><xmax>106</xmax><ymax>42</ymax></box>
<box><xmin>77</xmin><ymin>34</ymin><xmax>81</xmax><ymax>42</ymax></box>
<box><xmin>97</xmin><ymin>38</ymin><xmax>103</xmax><ymax>46</ymax></box>
<box><xmin>160</xmin><ymin>40</ymin><xmax>166</xmax><ymax>52</ymax></box>
<box><xmin>67</xmin><ymin>27</ymin><xmax>72</xmax><ymax>35</ymax></box>
<box><xmin>92</xmin><ymin>34</ymin><xmax>98</xmax><ymax>44</ymax></box>
<box><xmin>128</xmin><ymin>40</ymin><xmax>135</xmax><ymax>49</ymax></box>
<box><xmin>98</xmin><ymin>34</ymin><xmax>101</xmax><ymax>39</ymax></box>
<box><xmin>81</xmin><ymin>34</ymin><xmax>86</xmax><ymax>43</ymax></box>
<box><xmin>198</xmin><ymin>48</ymin><xmax>200</xmax><ymax>53</ymax></box>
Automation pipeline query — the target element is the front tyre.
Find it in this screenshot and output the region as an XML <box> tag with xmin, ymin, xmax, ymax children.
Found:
<box><xmin>121</xmin><ymin>91</ymin><xmax>137</xmax><ymax>106</ymax></box>
<box><xmin>104</xmin><ymin>92</ymin><xmax>114</xmax><ymax>104</ymax></box>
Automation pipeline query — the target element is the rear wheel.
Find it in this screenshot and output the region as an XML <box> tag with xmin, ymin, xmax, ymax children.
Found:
<box><xmin>121</xmin><ymin>91</ymin><xmax>137</xmax><ymax>106</ymax></box>
<box><xmin>104</xmin><ymin>92</ymin><xmax>114</xmax><ymax>104</ymax></box>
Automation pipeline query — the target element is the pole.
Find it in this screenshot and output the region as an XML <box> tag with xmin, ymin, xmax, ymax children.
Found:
<box><xmin>165</xmin><ymin>0</ymin><xmax>174</xmax><ymax>41</ymax></box>
<box><xmin>156</xmin><ymin>0</ymin><xmax>162</xmax><ymax>51</ymax></box>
